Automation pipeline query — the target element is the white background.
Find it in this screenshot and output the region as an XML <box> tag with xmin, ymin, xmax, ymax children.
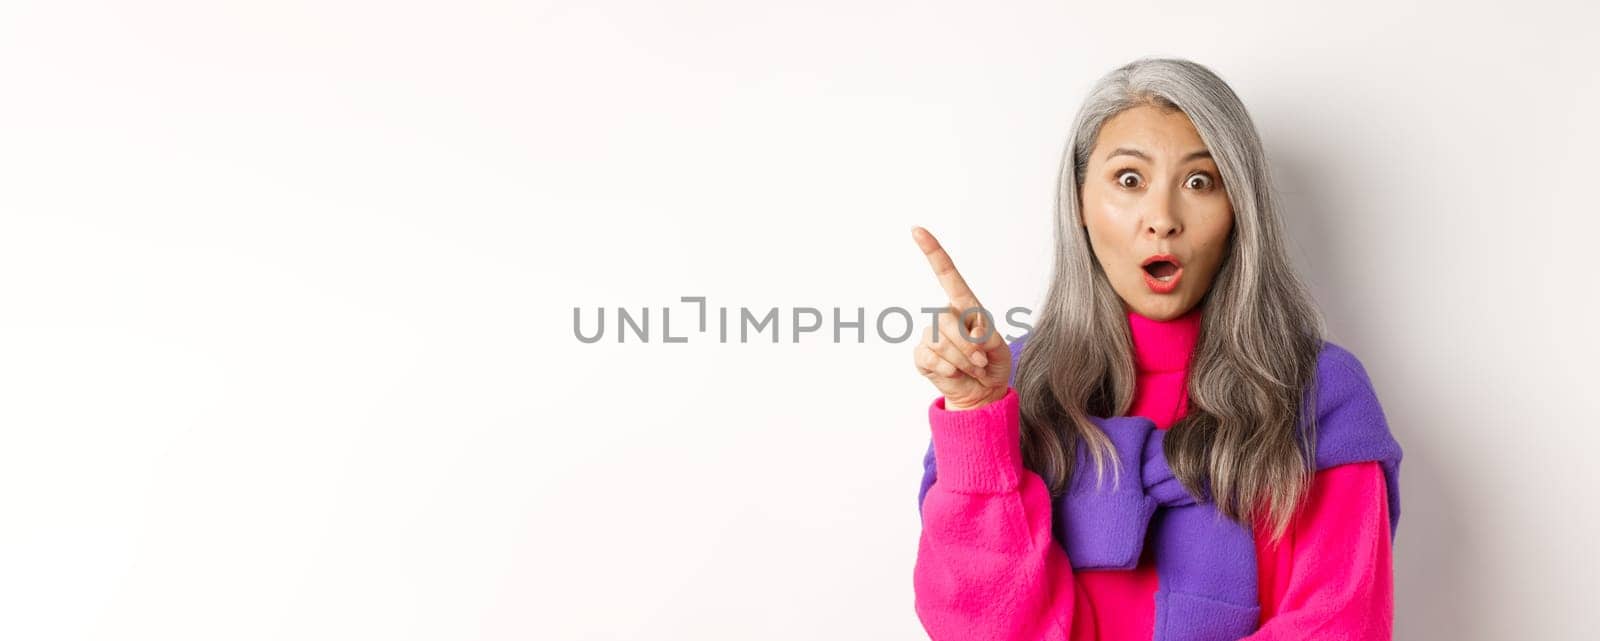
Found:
<box><xmin>3</xmin><ymin>1</ymin><xmax>1597</xmax><ymax>639</ymax></box>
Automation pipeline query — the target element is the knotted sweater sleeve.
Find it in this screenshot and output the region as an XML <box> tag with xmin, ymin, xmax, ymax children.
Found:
<box><xmin>1243</xmin><ymin>461</ymin><xmax>1394</xmax><ymax>639</ymax></box>
<box><xmin>913</xmin><ymin>387</ymin><xmax>1094</xmax><ymax>641</ymax></box>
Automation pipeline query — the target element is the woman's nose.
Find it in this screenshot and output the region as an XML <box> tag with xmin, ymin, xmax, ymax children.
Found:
<box><xmin>1145</xmin><ymin>206</ymin><xmax>1182</xmax><ymax>238</ymax></box>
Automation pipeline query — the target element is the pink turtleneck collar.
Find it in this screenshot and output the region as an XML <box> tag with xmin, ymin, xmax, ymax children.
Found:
<box><xmin>1126</xmin><ymin>305</ymin><xmax>1203</xmax><ymax>374</ymax></box>
<box><xmin>1125</xmin><ymin>305</ymin><xmax>1202</xmax><ymax>429</ymax></box>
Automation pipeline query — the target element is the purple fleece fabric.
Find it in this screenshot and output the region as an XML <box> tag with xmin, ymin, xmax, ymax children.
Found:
<box><xmin>917</xmin><ymin>334</ymin><xmax>1403</xmax><ymax>641</ymax></box>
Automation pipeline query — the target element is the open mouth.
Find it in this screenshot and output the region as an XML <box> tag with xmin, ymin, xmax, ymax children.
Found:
<box><xmin>1142</xmin><ymin>260</ymin><xmax>1180</xmax><ymax>282</ymax></box>
<box><xmin>1140</xmin><ymin>255</ymin><xmax>1183</xmax><ymax>293</ymax></box>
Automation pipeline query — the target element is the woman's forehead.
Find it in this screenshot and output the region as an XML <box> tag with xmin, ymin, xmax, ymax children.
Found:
<box><xmin>1094</xmin><ymin>105</ymin><xmax>1209</xmax><ymax>159</ymax></box>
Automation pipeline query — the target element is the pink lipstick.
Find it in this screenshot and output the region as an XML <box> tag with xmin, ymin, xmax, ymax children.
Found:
<box><xmin>1141</xmin><ymin>254</ymin><xmax>1183</xmax><ymax>294</ymax></box>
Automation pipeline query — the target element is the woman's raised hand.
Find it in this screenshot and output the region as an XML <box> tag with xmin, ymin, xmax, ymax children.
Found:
<box><xmin>910</xmin><ymin>226</ymin><xmax>1012</xmax><ymax>410</ymax></box>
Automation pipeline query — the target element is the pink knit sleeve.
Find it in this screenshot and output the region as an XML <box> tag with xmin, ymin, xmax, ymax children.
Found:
<box><xmin>913</xmin><ymin>387</ymin><xmax>1090</xmax><ymax>641</ymax></box>
<box><xmin>1244</xmin><ymin>462</ymin><xmax>1393</xmax><ymax>640</ymax></box>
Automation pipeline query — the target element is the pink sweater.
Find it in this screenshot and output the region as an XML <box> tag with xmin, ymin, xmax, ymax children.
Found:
<box><xmin>913</xmin><ymin>307</ymin><xmax>1393</xmax><ymax>640</ymax></box>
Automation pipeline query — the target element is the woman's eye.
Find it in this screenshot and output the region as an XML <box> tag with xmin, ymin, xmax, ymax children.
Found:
<box><xmin>1186</xmin><ymin>172</ymin><xmax>1215</xmax><ymax>190</ymax></box>
<box><xmin>1116</xmin><ymin>170</ymin><xmax>1142</xmax><ymax>189</ymax></box>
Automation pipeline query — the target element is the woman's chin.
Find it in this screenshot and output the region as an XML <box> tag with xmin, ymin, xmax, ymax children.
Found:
<box><xmin>1122</xmin><ymin>295</ymin><xmax>1191</xmax><ymax>321</ymax></box>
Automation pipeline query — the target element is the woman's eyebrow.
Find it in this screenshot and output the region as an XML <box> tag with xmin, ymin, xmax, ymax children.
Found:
<box><xmin>1104</xmin><ymin>147</ymin><xmax>1213</xmax><ymax>163</ymax></box>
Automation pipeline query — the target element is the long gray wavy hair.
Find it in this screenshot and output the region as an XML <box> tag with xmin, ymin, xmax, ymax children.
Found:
<box><xmin>1015</xmin><ymin>57</ymin><xmax>1328</xmax><ymax>540</ymax></box>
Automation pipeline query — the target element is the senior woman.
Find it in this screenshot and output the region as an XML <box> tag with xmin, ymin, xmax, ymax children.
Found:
<box><xmin>910</xmin><ymin>57</ymin><xmax>1402</xmax><ymax>641</ymax></box>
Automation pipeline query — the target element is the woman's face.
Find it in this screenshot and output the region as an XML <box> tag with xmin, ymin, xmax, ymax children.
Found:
<box><xmin>1079</xmin><ymin>104</ymin><xmax>1235</xmax><ymax>321</ymax></box>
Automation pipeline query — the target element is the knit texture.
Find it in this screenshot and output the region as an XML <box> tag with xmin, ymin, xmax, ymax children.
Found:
<box><xmin>914</xmin><ymin>307</ymin><xmax>1400</xmax><ymax>640</ymax></box>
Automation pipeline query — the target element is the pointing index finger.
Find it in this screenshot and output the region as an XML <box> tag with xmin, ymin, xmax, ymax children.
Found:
<box><xmin>911</xmin><ymin>226</ymin><xmax>982</xmax><ymax>309</ymax></box>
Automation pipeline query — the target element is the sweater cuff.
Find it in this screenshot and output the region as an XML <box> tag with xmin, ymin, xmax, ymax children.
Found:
<box><xmin>927</xmin><ymin>387</ymin><xmax>1022</xmax><ymax>493</ymax></box>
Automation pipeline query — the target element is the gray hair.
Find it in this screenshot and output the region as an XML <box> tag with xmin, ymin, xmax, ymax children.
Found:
<box><xmin>1015</xmin><ymin>57</ymin><xmax>1327</xmax><ymax>540</ymax></box>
